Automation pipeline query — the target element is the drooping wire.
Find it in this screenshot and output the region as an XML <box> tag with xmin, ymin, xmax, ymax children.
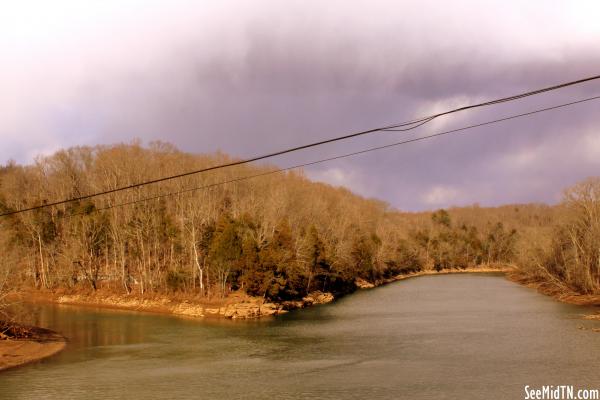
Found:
<box><xmin>1</xmin><ymin>73</ymin><xmax>599</xmax><ymax>217</ymax></box>
<box><xmin>59</xmin><ymin>94</ymin><xmax>600</xmax><ymax>219</ymax></box>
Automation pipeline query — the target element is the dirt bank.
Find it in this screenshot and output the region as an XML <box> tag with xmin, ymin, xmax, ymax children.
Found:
<box><xmin>0</xmin><ymin>327</ymin><xmax>66</xmax><ymax>372</ymax></box>
<box><xmin>12</xmin><ymin>289</ymin><xmax>335</xmax><ymax>320</ymax></box>
<box><xmin>12</xmin><ymin>267</ymin><xmax>508</xmax><ymax>321</ymax></box>
<box><xmin>366</xmin><ymin>265</ymin><xmax>514</xmax><ymax>287</ymax></box>
<box><xmin>506</xmin><ymin>272</ymin><xmax>600</xmax><ymax>306</ymax></box>
<box><xmin>10</xmin><ymin>266</ymin><xmax>597</xmax><ymax>322</ymax></box>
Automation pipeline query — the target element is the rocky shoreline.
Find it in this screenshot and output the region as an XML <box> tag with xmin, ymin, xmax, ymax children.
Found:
<box><xmin>19</xmin><ymin>267</ymin><xmax>509</xmax><ymax>320</ymax></box>
<box><xmin>3</xmin><ymin>266</ymin><xmax>597</xmax><ymax>373</ymax></box>
<box><xmin>15</xmin><ymin>265</ymin><xmax>600</xmax><ymax>322</ymax></box>
<box><xmin>50</xmin><ymin>290</ymin><xmax>336</xmax><ymax>320</ymax></box>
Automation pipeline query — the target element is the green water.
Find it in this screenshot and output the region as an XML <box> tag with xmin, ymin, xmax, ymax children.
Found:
<box><xmin>1</xmin><ymin>274</ymin><xmax>599</xmax><ymax>399</ymax></box>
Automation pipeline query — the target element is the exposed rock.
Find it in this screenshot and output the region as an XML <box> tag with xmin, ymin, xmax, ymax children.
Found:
<box><xmin>172</xmin><ymin>303</ymin><xmax>204</xmax><ymax>317</ymax></box>
<box><xmin>583</xmin><ymin>313</ymin><xmax>600</xmax><ymax>321</ymax></box>
<box><xmin>223</xmin><ymin>303</ymin><xmax>259</xmax><ymax>319</ymax></box>
<box><xmin>54</xmin><ymin>290</ymin><xmax>335</xmax><ymax>320</ymax></box>
<box><xmin>260</xmin><ymin>302</ymin><xmax>285</xmax><ymax>316</ymax></box>
<box><xmin>222</xmin><ymin>301</ymin><xmax>287</xmax><ymax>319</ymax></box>
<box><xmin>354</xmin><ymin>278</ymin><xmax>375</xmax><ymax>289</ymax></box>
<box><xmin>57</xmin><ymin>295</ymin><xmax>80</xmax><ymax>303</ymax></box>
<box><xmin>280</xmin><ymin>300</ymin><xmax>305</xmax><ymax>310</ymax></box>
<box><xmin>302</xmin><ymin>291</ymin><xmax>334</xmax><ymax>305</ymax></box>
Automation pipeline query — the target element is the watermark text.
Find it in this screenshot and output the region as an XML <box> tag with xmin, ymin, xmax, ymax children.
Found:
<box><xmin>525</xmin><ymin>385</ymin><xmax>599</xmax><ymax>400</ymax></box>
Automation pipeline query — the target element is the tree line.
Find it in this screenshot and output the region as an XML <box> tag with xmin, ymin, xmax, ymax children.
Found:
<box><xmin>0</xmin><ymin>142</ymin><xmax>597</xmax><ymax>304</ymax></box>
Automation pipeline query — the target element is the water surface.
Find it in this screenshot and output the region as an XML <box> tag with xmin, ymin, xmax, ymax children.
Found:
<box><xmin>1</xmin><ymin>274</ymin><xmax>599</xmax><ymax>399</ymax></box>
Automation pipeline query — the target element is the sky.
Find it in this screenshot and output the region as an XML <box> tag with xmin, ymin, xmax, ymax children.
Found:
<box><xmin>1</xmin><ymin>0</ymin><xmax>600</xmax><ymax>211</ymax></box>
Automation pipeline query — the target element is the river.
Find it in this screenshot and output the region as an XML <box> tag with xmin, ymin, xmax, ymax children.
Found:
<box><xmin>1</xmin><ymin>273</ymin><xmax>599</xmax><ymax>399</ymax></box>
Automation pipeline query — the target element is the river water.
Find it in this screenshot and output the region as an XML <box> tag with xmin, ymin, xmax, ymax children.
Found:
<box><xmin>1</xmin><ymin>274</ymin><xmax>599</xmax><ymax>399</ymax></box>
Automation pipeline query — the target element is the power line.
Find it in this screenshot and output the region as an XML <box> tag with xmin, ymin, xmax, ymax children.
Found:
<box><xmin>61</xmin><ymin>94</ymin><xmax>600</xmax><ymax>219</ymax></box>
<box><xmin>2</xmin><ymin>73</ymin><xmax>599</xmax><ymax>218</ymax></box>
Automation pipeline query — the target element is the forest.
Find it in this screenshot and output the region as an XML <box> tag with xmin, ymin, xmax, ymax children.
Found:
<box><xmin>0</xmin><ymin>142</ymin><xmax>598</xmax><ymax>311</ymax></box>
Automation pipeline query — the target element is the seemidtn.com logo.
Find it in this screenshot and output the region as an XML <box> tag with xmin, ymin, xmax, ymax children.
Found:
<box><xmin>525</xmin><ymin>386</ymin><xmax>600</xmax><ymax>400</ymax></box>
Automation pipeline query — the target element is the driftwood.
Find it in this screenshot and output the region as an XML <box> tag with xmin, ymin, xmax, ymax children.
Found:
<box><xmin>0</xmin><ymin>321</ymin><xmax>40</xmax><ymax>340</ymax></box>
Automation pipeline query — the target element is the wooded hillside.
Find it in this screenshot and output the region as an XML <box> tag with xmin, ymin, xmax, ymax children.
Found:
<box><xmin>0</xmin><ymin>143</ymin><xmax>597</xmax><ymax>303</ymax></box>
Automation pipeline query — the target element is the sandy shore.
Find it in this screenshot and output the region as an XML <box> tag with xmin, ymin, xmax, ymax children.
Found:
<box><xmin>0</xmin><ymin>328</ymin><xmax>66</xmax><ymax>372</ymax></box>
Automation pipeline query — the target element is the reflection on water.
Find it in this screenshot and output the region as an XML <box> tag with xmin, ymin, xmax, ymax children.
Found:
<box><xmin>1</xmin><ymin>274</ymin><xmax>599</xmax><ymax>400</ymax></box>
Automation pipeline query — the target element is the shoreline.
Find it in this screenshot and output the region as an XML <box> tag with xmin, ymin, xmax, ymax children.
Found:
<box><xmin>361</xmin><ymin>266</ymin><xmax>513</xmax><ymax>287</ymax></box>
<box><xmin>12</xmin><ymin>289</ymin><xmax>335</xmax><ymax>320</ymax></box>
<box><xmin>385</xmin><ymin>267</ymin><xmax>600</xmax><ymax>308</ymax></box>
<box><xmin>0</xmin><ymin>327</ymin><xmax>66</xmax><ymax>372</ymax></box>
<box><xmin>506</xmin><ymin>272</ymin><xmax>600</xmax><ymax>307</ymax></box>
<box><xmin>12</xmin><ymin>267</ymin><xmax>510</xmax><ymax>321</ymax></box>
<box><xmin>9</xmin><ymin>266</ymin><xmax>600</xmax><ymax>322</ymax></box>
<box><xmin>2</xmin><ymin>267</ymin><xmax>596</xmax><ymax>372</ymax></box>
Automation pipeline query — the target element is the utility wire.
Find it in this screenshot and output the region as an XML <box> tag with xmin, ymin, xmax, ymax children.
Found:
<box><xmin>61</xmin><ymin>94</ymin><xmax>600</xmax><ymax>219</ymax></box>
<box><xmin>2</xmin><ymin>73</ymin><xmax>599</xmax><ymax>218</ymax></box>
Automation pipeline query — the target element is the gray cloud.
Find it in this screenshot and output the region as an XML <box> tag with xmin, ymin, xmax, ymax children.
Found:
<box><xmin>1</xmin><ymin>0</ymin><xmax>599</xmax><ymax>210</ymax></box>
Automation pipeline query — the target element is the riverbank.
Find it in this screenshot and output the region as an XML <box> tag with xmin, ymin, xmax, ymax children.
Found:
<box><xmin>356</xmin><ymin>265</ymin><xmax>514</xmax><ymax>288</ymax></box>
<box><xmin>506</xmin><ymin>272</ymin><xmax>600</xmax><ymax>306</ymax></box>
<box><xmin>10</xmin><ymin>289</ymin><xmax>336</xmax><ymax>320</ymax></box>
<box><xmin>0</xmin><ymin>326</ymin><xmax>66</xmax><ymax>372</ymax></box>
<box><xmin>10</xmin><ymin>266</ymin><xmax>510</xmax><ymax>321</ymax></box>
<box><xmin>9</xmin><ymin>265</ymin><xmax>599</xmax><ymax>321</ymax></box>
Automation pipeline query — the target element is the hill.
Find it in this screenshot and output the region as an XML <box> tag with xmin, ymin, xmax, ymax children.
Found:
<box><xmin>0</xmin><ymin>142</ymin><xmax>597</xmax><ymax>312</ymax></box>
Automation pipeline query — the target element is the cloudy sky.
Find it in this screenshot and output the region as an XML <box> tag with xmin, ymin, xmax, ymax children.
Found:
<box><xmin>1</xmin><ymin>0</ymin><xmax>600</xmax><ymax>211</ymax></box>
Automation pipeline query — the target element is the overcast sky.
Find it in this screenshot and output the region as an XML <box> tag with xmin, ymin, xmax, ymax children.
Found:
<box><xmin>1</xmin><ymin>0</ymin><xmax>599</xmax><ymax>211</ymax></box>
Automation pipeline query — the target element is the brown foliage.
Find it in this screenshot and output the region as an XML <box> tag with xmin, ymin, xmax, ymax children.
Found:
<box><xmin>0</xmin><ymin>142</ymin><xmax>595</xmax><ymax>300</ymax></box>
<box><xmin>519</xmin><ymin>178</ymin><xmax>600</xmax><ymax>294</ymax></box>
